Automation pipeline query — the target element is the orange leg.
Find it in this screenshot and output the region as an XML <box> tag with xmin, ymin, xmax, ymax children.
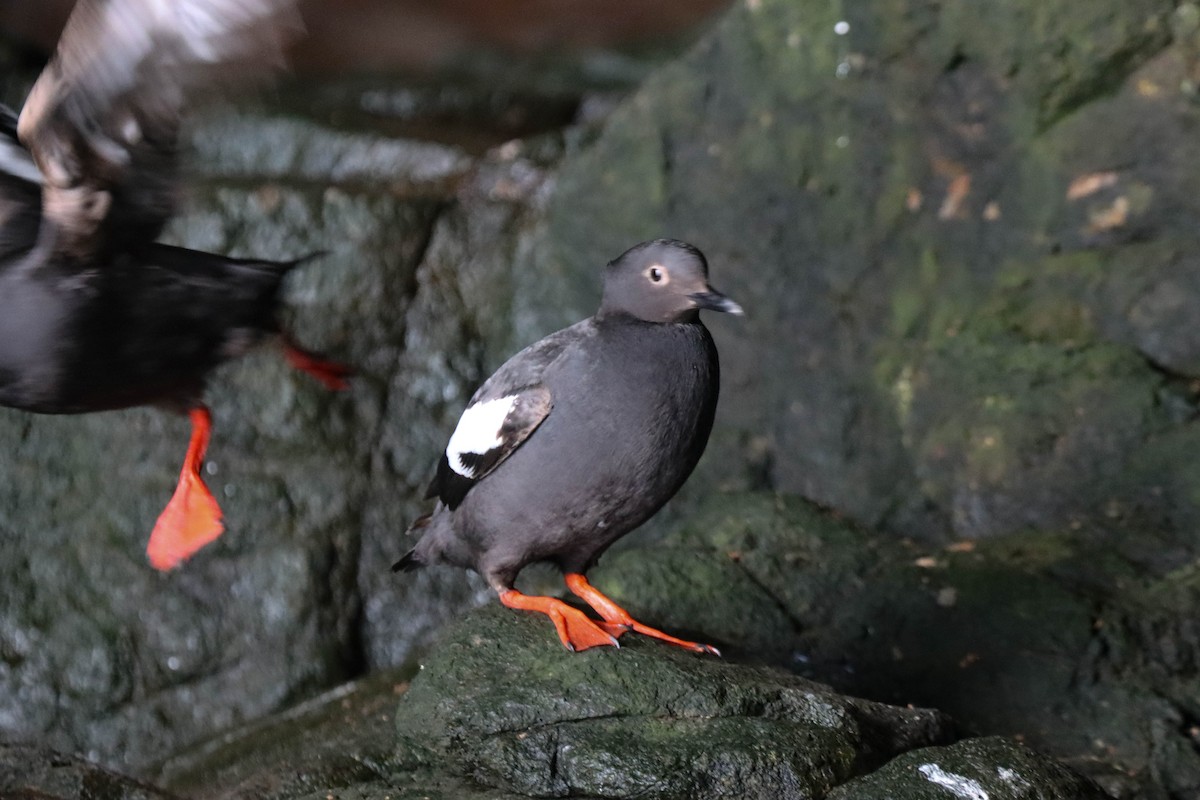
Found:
<box><xmin>283</xmin><ymin>340</ymin><xmax>351</xmax><ymax>391</ymax></box>
<box><xmin>498</xmin><ymin>589</ymin><xmax>620</xmax><ymax>652</ymax></box>
<box><xmin>146</xmin><ymin>407</ymin><xmax>224</xmax><ymax>571</ymax></box>
<box><xmin>565</xmin><ymin>573</ymin><xmax>720</xmax><ymax>656</ymax></box>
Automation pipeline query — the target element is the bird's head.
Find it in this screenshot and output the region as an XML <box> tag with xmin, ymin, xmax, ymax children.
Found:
<box><xmin>599</xmin><ymin>239</ymin><xmax>743</xmax><ymax>324</ymax></box>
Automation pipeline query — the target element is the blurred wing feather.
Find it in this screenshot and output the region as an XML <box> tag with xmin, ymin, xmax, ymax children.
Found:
<box><xmin>17</xmin><ymin>0</ymin><xmax>302</xmax><ymax>258</ymax></box>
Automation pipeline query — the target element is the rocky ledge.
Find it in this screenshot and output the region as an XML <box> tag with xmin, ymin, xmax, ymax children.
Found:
<box><xmin>0</xmin><ymin>595</ymin><xmax>1110</xmax><ymax>799</ymax></box>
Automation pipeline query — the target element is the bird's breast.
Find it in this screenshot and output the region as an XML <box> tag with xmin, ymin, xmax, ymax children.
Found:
<box><xmin>541</xmin><ymin>321</ymin><xmax>718</xmax><ymax>505</ymax></box>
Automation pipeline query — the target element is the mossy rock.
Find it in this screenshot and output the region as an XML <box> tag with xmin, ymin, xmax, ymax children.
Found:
<box><xmin>0</xmin><ymin>744</ymin><xmax>175</xmax><ymax>800</ymax></box>
<box><xmin>516</xmin><ymin>0</ymin><xmax>1200</xmax><ymax>552</ymax></box>
<box><xmin>828</xmin><ymin>737</ymin><xmax>1108</xmax><ymax>800</ymax></box>
<box><xmin>393</xmin><ymin>605</ymin><xmax>954</xmax><ymax>799</ymax></box>
<box><xmin>586</xmin><ymin>492</ymin><xmax>1200</xmax><ymax>795</ymax></box>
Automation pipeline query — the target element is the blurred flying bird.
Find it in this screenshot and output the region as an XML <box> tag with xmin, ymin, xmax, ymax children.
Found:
<box><xmin>0</xmin><ymin>0</ymin><xmax>349</xmax><ymax>570</ymax></box>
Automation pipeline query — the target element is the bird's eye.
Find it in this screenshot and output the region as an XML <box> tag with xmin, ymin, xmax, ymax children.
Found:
<box><xmin>647</xmin><ymin>266</ymin><xmax>665</xmax><ymax>283</ymax></box>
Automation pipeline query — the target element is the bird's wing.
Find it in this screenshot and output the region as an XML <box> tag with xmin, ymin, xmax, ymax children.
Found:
<box><xmin>426</xmin><ymin>320</ymin><xmax>593</xmax><ymax>509</ymax></box>
<box><xmin>0</xmin><ymin>106</ymin><xmax>44</xmax><ymax>261</ymax></box>
<box><xmin>17</xmin><ymin>0</ymin><xmax>302</xmax><ymax>259</ymax></box>
<box><xmin>0</xmin><ymin>106</ymin><xmax>42</xmax><ymax>187</ymax></box>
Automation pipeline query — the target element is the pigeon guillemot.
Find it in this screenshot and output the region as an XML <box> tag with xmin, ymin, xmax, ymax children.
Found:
<box><xmin>0</xmin><ymin>0</ymin><xmax>348</xmax><ymax>570</ymax></box>
<box><xmin>395</xmin><ymin>239</ymin><xmax>742</xmax><ymax>653</ymax></box>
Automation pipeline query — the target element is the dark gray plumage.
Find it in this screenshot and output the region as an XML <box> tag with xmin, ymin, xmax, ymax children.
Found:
<box><xmin>396</xmin><ymin>239</ymin><xmax>742</xmax><ymax>653</ymax></box>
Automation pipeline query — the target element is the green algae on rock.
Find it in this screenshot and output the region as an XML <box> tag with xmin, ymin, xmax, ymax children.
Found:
<box><xmin>0</xmin><ymin>744</ymin><xmax>177</xmax><ymax>800</ymax></box>
<box><xmin>393</xmin><ymin>604</ymin><xmax>954</xmax><ymax>799</ymax></box>
<box><xmin>828</xmin><ymin>737</ymin><xmax>1109</xmax><ymax>800</ymax></box>
<box><xmin>514</xmin><ymin>0</ymin><xmax>1200</xmax><ymax>550</ymax></box>
<box><xmin>583</xmin><ymin>491</ymin><xmax>1200</xmax><ymax>796</ymax></box>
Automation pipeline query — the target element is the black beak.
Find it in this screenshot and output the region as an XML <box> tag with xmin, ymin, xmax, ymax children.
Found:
<box><xmin>690</xmin><ymin>288</ymin><xmax>744</xmax><ymax>316</ymax></box>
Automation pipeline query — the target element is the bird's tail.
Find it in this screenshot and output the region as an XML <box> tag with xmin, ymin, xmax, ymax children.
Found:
<box><xmin>277</xmin><ymin>249</ymin><xmax>328</xmax><ymax>272</ymax></box>
<box><xmin>226</xmin><ymin>249</ymin><xmax>328</xmax><ymax>280</ymax></box>
<box><xmin>391</xmin><ymin>550</ymin><xmax>422</xmax><ymax>573</ymax></box>
<box><xmin>391</xmin><ymin>513</ymin><xmax>433</xmax><ymax>572</ymax></box>
<box><xmin>244</xmin><ymin>250</ymin><xmax>351</xmax><ymax>391</ymax></box>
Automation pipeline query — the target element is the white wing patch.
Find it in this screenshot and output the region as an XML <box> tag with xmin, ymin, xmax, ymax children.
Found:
<box><xmin>446</xmin><ymin>395</ymin><xmax>518</xmax><ymax>478</ymax></box>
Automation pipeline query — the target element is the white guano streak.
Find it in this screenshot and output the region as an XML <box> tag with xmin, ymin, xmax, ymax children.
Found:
<box><xmin>917</xmin><ymin>764</ymin><xmax>989</xmax><ymax>800</ymax></box>
<box><xmin>446</xmin><ymin>395</ymin><xmax>517</xmax><ymax>477</ymax></box>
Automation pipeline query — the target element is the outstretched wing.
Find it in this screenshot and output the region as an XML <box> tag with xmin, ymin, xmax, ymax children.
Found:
<box><xmin>426</xmin><ymin>320</ymin><xmax>593</xmax><ymax>509</ymax></box>
<box><xmin>17</xmin><ymin>0</ymin><xmax>302</xmax><ymax>259</ymax></box>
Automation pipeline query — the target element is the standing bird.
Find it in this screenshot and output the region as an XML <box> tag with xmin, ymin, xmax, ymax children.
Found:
<box><xmin>0</xmin><ymin>0</ymin><xmax>348</xmax><ymax>570</ymax></box>
<box><xmin>395</xmin><ymin>240</ymin><xmax>742</xmax><ymax>653</ymax></box>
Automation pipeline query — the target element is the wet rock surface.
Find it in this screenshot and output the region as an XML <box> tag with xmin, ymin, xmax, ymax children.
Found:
<box><xmin>128</xmin><ymin>584</ymin><xmax>1101</xmax><ymax>800</ymax></box>
<box><xmin>518</xmin><ymin>0</ymin><xmax>1200</xmax><ymax>554</ymax></box>
<box><xmin>828</xmin><ymin>737</ymin><xmax>1109</xmax><ymax>800</ymax></box>
<box><xmin>157</xmin><ymin>668</ymin><xmax>406</xmax><ymax>798</ymax></box>
<box><xmin>584</xmin><ymin>492</ymin><xmax>1200</xmax><ymax>797</ymax></box>
<box><xmin>392</xmin><ymin>605</ymin><xmax>953</xmax><ymax>799</ymax></box>
<box><xmin>0</xmin><ymin>743</ymin><xmax>176</xmax><ymax>800</ymax></box>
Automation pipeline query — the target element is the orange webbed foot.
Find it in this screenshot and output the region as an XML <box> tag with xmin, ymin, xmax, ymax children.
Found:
<box><xmin>146</xmin><ymin>406</ymin><xmax>224</xmax><ymax>571</ymax></box>
<box><xmin>565</xmin><ymin>573</ymin><xmax>720</xmax><ymax>656</ymax></box>
<box><xmin>499</xmin><ymin>590</ymin><xmax>619</xmax><ymax>652</ymax></box>
<box><xmin>147</xmin><ymin>469</ymin><xmax>224</xmax><ymax>571</ymax></box>
<box><xmin>598</xmin><ymin>621</ymin><xmax>632</xmax><ymax>639</ymax></box>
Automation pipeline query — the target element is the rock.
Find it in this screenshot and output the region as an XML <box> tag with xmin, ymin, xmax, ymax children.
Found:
<box><xmin>0</xmin><ymin>678</ymin><xmax>1107</xmax><ymax>800</ymax></box>
<box><xmin>154</xmin><ymin>669</ymin><xmax>407</xmax><ymax>797</ymax></box>
<box><xmin>0</xmin><ymin>743</ymin><xmax>175</xmax><ymax>800</ymax></box>
<box><xmin>0</xmin><ymin>671</ymin><xmax>524</xmax><ymax>800</ymax></box>
<box><xmin>473</xmin><ymin>0</ymin><xmax>1200</xmax><ymax>786</ymax></box>
<box><xmin>584</xmin><ymin>492</ymin><xmax>1200</xmax><ymax>797</ymax></box>
<box><xmin>392</xmin><ymin>604</ymin><xmax>954</xmax><ymax>799</ymax></box>
<box><xmin>0</xmin><ymin>492</ymin><xmax>1122</xmax><ymax>800</ymax></box>
<box><xmin>514</xmin><ymin>0</ymin><xmax>1200</xmax><ymax>553</ymax></box>
<box><xmin>828</xmin><ymin>737</ymin><xmax>1109</xmax><ymax>800</ymax></box>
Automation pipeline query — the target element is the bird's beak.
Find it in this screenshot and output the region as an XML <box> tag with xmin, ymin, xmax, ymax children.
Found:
<box><xmin>690</xmin><ymin>287</ymin><xmax>744</xmax><ymax>316</ymax></box>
